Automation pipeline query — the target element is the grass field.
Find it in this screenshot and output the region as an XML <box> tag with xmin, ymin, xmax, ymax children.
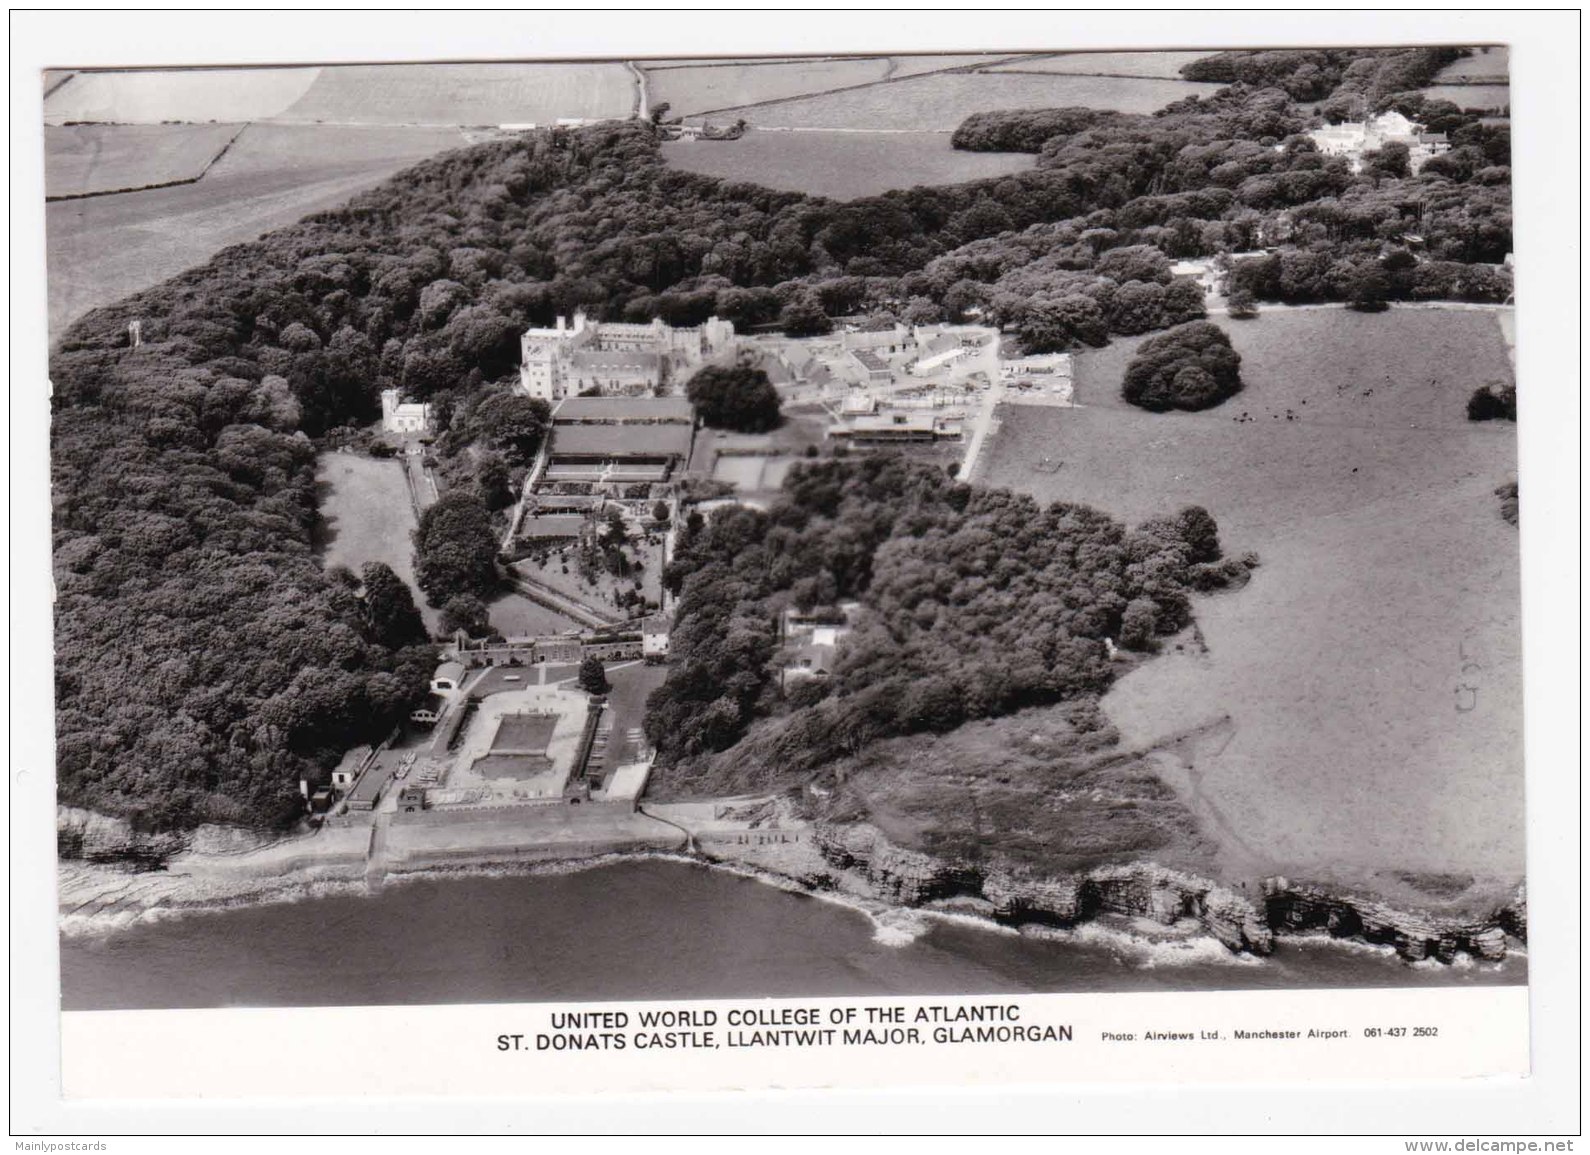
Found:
<box><xmin>645</xmin><ymin>58</ymin><xmax>892</xmax><ymax>116</ymax></box>
<box><xmin>976</xmin><ymin>307</ymin><xmax>1522</xmax><ymax>904</ymax></box>
<box><xmin>1419</xmin><ymin>84</ymin><xmax>1510</xmax><ymax>112</ymax></box>
<box><xmin>718</xmin><ymin>70</ymin><xmax>1225</xmax><ymax>130</ymax></box>
<box><xmin>315</xmin><ymin>452</ymin><xmax>438</xmax><ymax>633</ymax></box>
<box><xmin>274</xmin><ymin>62</ymin><xmax>635</xmax><ymax>125</ymax></box>
<box><xmin>44</xmin><ymin>122</ymin><xmax>239</xmax><ymax>198</ymax></box>
<box><xmin>661</xmin><ymin>128</ymin><xmax>1033</xmax><ymax>198</ymax></box>
<box><xmin>43</xmin><ymin>67</ymin><xmax>321</xmax><ymax>124</ymax></box>
<box><xmin>46</xmin><ymin>123</ymin><xmax>467</xmax><ymax>334</ymax></box>
<box><xmin>487</xmin><ymin>593</ymin><xmax>583</xmax><ymax>638</ymax></box>
<box><xmin>986</xmin><ymin>50</ymin><xmax>1218</xmax><ymax>78</ymax></box>
<box><xmin>1430</xmin><ymin>47</ymin><xmax>1510</xmax><ymax>82</ymax></box>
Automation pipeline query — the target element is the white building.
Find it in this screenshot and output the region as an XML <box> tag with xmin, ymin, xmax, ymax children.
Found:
<box><xmin>381</xmin><ymin>388</ymin><xmax>433</xmax><ymax>435</ymax></box>
<box><xmin>1309</xmin><ymin>110</ymin><xmax>1450</xmax><ymax>174</ymax></box>
<box><xmin>519</xmin><ymin>311</ymin><xmax>737</xmax><ymax>403</ymax></box>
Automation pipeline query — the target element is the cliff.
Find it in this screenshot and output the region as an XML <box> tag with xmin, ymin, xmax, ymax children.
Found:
<box><xmin>812</xmin><ymin>823</ymin><xmax>1273</xmax><ymax>955</ymax></box>
<box><xmin>810</xmin><ymin>823</ymin><xmax>1520</xmax><ymax>963</ymax></box>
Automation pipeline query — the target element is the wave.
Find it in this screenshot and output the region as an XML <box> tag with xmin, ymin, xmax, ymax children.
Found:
<box><xmin>58</xmin><ymin>872</ymin><xmax>370</xmax><ymax>940</ymax></box>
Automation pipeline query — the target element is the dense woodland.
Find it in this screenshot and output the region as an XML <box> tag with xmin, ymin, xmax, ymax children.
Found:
<box><xmin>646</xmin><ymin>457</ymin><xmax>1250</xmax><ymax>785</ymax></box>
<box><xmin>52</xmin><ymin>44</ymin><xmax>1509</xmax><ymax>827</ymax></box>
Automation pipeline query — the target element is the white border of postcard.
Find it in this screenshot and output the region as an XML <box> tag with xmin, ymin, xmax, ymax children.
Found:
<box><xmin>9</xmin><ymin>7</ymin><xmax>1580</xmax><ymax>1141</ymax></box>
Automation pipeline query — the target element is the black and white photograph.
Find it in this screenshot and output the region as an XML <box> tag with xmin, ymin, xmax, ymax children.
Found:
<box><xmin>11</xmin><ymin>8</ymin><xmax>1580</xmax><ymax>1138</ymax></box>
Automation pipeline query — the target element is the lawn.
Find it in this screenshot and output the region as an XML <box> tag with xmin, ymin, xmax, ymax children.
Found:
<box><xmin>487</xmin><ymin>593</ymin><xmax>584</xmax><ymax>638</ymax></box>
<box><xmin>46</xmin><ymin>123</ymin><xmax>468</xmax><ymax>335</ymax></box>
<box><xmin>645</xmin><ymin>58</ymin><xmax>892</xmax><ymax>117</ymax></box>
<box><xmin>986</xmin><ymin>50</ymin><xmax>1218</xmax><ymax>78</ymax></box>
<box><xmin>716</xmin><ymin>70</ymin><xmax>1226</xmax><ymax>130</ymax></box>
<box><xmin>45</xmin><ymin>123</ymin><xmax>240</xmax><ymax>198</ymax></box>
<box><xmin>976</xmin><ymin>307</ymin><xmax>1522</xmax><ymax>910</ymax></box>
<box><xmin>274</xmin><ymin>62</ymin><xmax>636</xmax><ymax>125</ymax></box>
<box><xmin>43</xmin><ymin>66</ymin><xmax>321</xmax><ymax>124</ymax></box>
<box><xmin>661</xmin><ymin>128</ymin><xmax>1033</xmax><ymax>199</ymax></box>
<box><xmin>316</xmin><ymin>452</ymin><xmax>439</xmax><ymax>633</ymax></box>
<box><xmin>601</xmin><ymin>661</ymin><xmax>669</xmax><ymax>767</ymax></box>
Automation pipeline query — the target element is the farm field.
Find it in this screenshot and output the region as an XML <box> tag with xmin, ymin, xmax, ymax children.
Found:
<box><xmin>1431</xmin><ymin>46</ymin><xmax>1510</xmax><ymax>82</ymax></box>
<box><xmin>645</xmin><ymin>58</ymin><xmax>892</xmax><ymax>116</ymax></box>
<box><xmin>44</xmin><ymin>67</ymin><xmax>321</xmax><ymax>124</ymax></box>
<box><xmin>718</xmin><ymin>70</ymin><xmax>1226</xmax><ymax>130</ymax></box>
<box><xmin>1419</xmin><ymin>84</ymin><xmax>1510</xmax><ymax>112</ymax></box>
<box><xmin>661</xmin><ymin>128</ymin><xmax>1033</xmax><ymax>199</ymax></box>
<box><xmin>44</xmin><ymin>122</ymin><xmax>239</xmax><ymax>198</ymax></box>
<box><xmin>986</xmin><ymin>50</ymin><xmax>1218</xmax><ymax>77</ymax></box>
<box><xmin>885</xmin><ymin>53</ymin><xmax>1045</xmax><ymax>78</ymax></box>
<box><xmin>977</xmin><ymin>307</ymin><xmax>1522</xmax><ymax>908</ymax></box>
<box><xmin>274</xmin><ymin>62</ymin><xmax>636</xmax><ymax>125</ymax></box>
<box><xmin>315</xmin><ymin>453</ymin><xmax>438</xmax><ymax>634</ymax></box>
<box><xmin>45</xmin><ymin>123</ymin><xmax>467</xmax><ymax>335</ymax></box>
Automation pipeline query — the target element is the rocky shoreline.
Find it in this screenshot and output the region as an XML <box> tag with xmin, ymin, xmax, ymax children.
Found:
<box><xmin>701</xmin><ymin>822</ymin><xmax>1527</xmax><ymax>966</ymax></box>
<box><xmin>57</xmin><ymin>807</ymin><xmax>1525</xmax><ymax>967</ymax></box>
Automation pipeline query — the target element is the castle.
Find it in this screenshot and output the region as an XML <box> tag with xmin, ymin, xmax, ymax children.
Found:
<box><xmin>518</xmin><ymin>311</ymin><xmax>736</xmax><ymax>403</ymax></box>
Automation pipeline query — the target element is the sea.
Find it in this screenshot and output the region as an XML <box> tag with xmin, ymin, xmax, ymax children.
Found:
<box><xmin>59</xmin><ymin>857</ymin><xmax>1525</xmax><ymax>1011</ymax></box>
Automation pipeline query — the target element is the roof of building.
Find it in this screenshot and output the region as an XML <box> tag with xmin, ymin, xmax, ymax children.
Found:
<box><xmin>552</xmin><ymin>396</ymin><xmax>694</xmax><ymax>424</ymax></box>
<box><xmin>568</xmin><ymin>351</ymin><xmax>663</xmax><ymax>375</ymax></box>
<box><xmin>641</xmin><ymin>615</ymin><xmax>670</xmax><ymax>637</ymax></box>
<box><xmin>851</xmin><ymin>349</ymin><xmax>891</xmax><ymax>372</ymax></box>
<box><xmin>551</xmin><ymin>423</ymin><xmax>694</xmax><ymax>459</ymax></box>
<box><xmin>346</xmin><ymin>760</ymin><xmax>395</xmax><ymax>805</ymax></box>
<box><xmin>434</xmin><ymin>660</ymin><xmax>466</xmax><ymax>684</ymax></box>
<box><xmin>335</xmin><ymin>745</ymin><xmax>374</xmax><ymax>775</ymax></box>
<box><xmin>791</xmin><ymin>643</ymin><xmax>835</xmax><ymax>676</ymax></box>
<box><xmin>843</xmin><ymin>412</ymin><xmax>939</xmax><ymax>432</ymax></box>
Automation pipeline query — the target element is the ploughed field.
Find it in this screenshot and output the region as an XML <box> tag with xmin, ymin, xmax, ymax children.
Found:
<box><xmin>43</xmin><ymin>67</ymin><xmax>322</xmax><ymax>124</ymax></box>
<box><xmin>44</xmin><ymin>122</ymin><xmax>240</xmax><ymax>198</ymax></box>
<box><xmin>977</xmin><ymin>307</ymin><xmax>1522</xmax><ymax>911</ymax></box>
<box><xmin>661</xmin><ymin>128</ymin><xmax>1033</xmax><ymax>199</ymax></box>
<box><xmin>270</xmin><ymin>62</ymin><xmax>636</xmax><ymax>125</ymax></box>
<box><xmin>716</xmin><ymin>70</ymin><xmax>1226</xmax><ymax>130</ymax></box>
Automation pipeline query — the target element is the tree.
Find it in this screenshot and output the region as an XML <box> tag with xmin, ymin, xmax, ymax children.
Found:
<box><xmin>413</xmin><ymin>490</ymin><xmax>500</xmax><ymax>602</ymax></box>
<box><xmin>779</xmin><ymin>290</ymin><xmax>832</xmax><ymax>338</ymax></box>
<box><xmin>1121</xmin><ymin>321</ymin><xmax>1244</xmax><ymax>412</ymax></box>
<box><xmin>1176</xmin><ymin>506</ymin><xmax>1223</xmax><ymax>564</ymax></box>
<box><xmin>471</xmin><ymin>391</ymin><xmax>550</xmax><ymax>467</ymax></box>
<box><xmin>686</xmin><ymin>365</ymin><xmax>782</xmax><ymax>433</ymax></box>
<box><xmin>1467</xmin><ymin>382</ymin><xmax>1517</xmax><ymax>422</ymax></box>
<box><xmin>652</xmin><ymin>500</ymin><xmax>670</xmax><ymax>524</ymax></box>
<box><xmin>439</xmin><ymin>593</ymin><xmax>490</xmax><ymax>638</ymax></box>
<box><xmin>360</xmin><ymin>562</ymin><xmax>428</xmax><ymax>649</ymax></box>
<box><xmin>1226</xmin><ymin>287</ymin><xmax>1260</xmax><ymax>319</ymax></box>
<box><xmin>578</xmin><ymin>655</ymin><xmax>610</xmax><ymax>696</ymax></box>
<box><xmin>474</xmin><ymin>450</ymin><xmax>515</xmax><ymax>511</ymax></box>
<box><xmin>1119</xmin><ymin>597</ymin><xmax>1162</xmax><ymax>651</ymax></box>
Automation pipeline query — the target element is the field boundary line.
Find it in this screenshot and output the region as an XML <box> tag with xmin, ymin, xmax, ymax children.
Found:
<box><xmin>686</xmin><ymin>53</ymin><xmax>1053</xmax><ymax>121</ymax></box>
<box><xmin>42</xmin><ymin>71</ymin><xmax>77</xmax><ymax>101</ymax></box>
<box><xmin>44</xmin><ymin>121</ymin><xmax>249</xmax><ymax>203</ymax></box>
